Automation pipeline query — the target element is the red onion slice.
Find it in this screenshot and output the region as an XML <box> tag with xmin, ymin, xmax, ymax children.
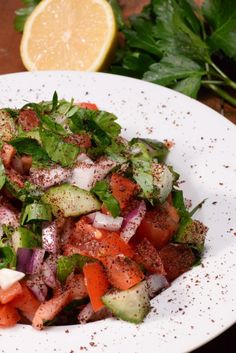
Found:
<box><xmin>93</xmin><ymin>158</ymin><xmax>117</xmax><ymax>184</ymax></box>
<box><xmin>120</xmin><ymin>201</ymin><xmax>146</xmax><ymax>242</ymax></box>
<box><xmin>42</xmin><ymin>221</ymin><xmax>59</xmax><ymax>254</ymax></box>
<box><xmin>60</xmin><ymin>218</ymin><xmax>75</xmax><ymax>245</ymax></box>
<box><xmin>45</xmin><ymin>254</ymin><xmax>58</xmax><ymax>275</ymax></box>
<box><xmin>29</xmin><ymin>165</ymin><xmax>71</xmax><ymax>189</ymax></box>
<box><xmin>27</xmin><ymin>249</ymin><xmax>45</xmax><ymax>274</ymax></box>
<box><xmin>0</xmin><ymin>205</ymin><xmax>19</xmax><ymax>228</ymax></box>
<box><xmin>26</xmin><ymin>275</ymin><xmax>48</xmax><ymax>302</ymax></box>
<box><xmin>146</xmin><ymin>274</ymin><xmax>169</xmax><ymax>299</ymax></box>
<box><xmin>77</xmin><ymin>303</ymin><xmax>94</xmax><ymax>324</ymax></box>
<box><xmin>77</xmin><ymin>303</ymin><xmax>112</xmax><ymax>324</ymax></box>
<box><xmin>16</xmin><ymin>248</ymin><xmax>33</xmax><ymax>273</ymax></box>
<box><xmin>92</xmin><ymin>212</ymin><xmax>123</xmax><ymax>231</ymax></box>
<box><xmin>41</xmin><ymin>261</ymin><xmax>57</xmax><ymax>288</ymax></box>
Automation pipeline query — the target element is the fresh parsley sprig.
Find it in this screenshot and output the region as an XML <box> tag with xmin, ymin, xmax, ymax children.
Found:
<box><xmin>111</xmin><ymin>0</ymin><xmax>236</xmax><ymax>106</ymax></box>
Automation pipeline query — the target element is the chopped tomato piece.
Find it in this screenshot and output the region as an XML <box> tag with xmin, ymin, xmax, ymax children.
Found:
<box><xmin>65</xmin><ymin>274</ymin><xmax>88</xmax><ymax>300</ymax></box>
<box><xmin>135</xmin><ymin>238</ymin><xmax>166</xmax><ymax>275</ymax></box>
<box><xmin>134</xmin><ymin>202</ymin><xmax>179</xmax><ymax>249</ymax></box>
<box><xmin>70</xmin><ymin>219</ymin><xmax>134</xmax><ymax>259</ymax></box>
<box><xmin>0</xmin><ymin>282</ymin><xmax>23</xmax><ymax>304</ymax></box>
<box><xmin>0</xmin><ymin>304</ymin><xmax>20</xmax><ymax>327</ymax></box>
<box><xmin>63</xmin><ymin>244</ymin><xmax>85</xmax><ymax>257</ymax></box>
<box><xmin>21</xmin><ymin>155</ymin><xmax>32</xmax><ymax>173</ymax></box>
<box><xmin>78</xmin><ymin>102</ymin><xmax>98</xmax><ymax>110</ymax></box>
<box><xmin>159</xmin><ymin>244</ymin><xmax>196</xmax><ymax>281</ymax></box>
<box><xmin>110</xmin><ymin>174</ymin><xmax>137</xmax><ymax>209</ymax></box>
<box><xmin>98</xmin><ymin>232</ymin><xmax>134</xmax><ymax>258</ymax></box>
<box><xmin>11</xmin><ymin>282</ymin><xmax>40</xmax><ymax>321</ymax></box>
<box><xmin>0</xmin><ymin>143</ymin><xmax>16</xmax><ymax>168</ymax></box>
<box><xmin>83</xmin><ymin>262</ymin><xmax>109</xmax><ymax>311</ymax></box>
<box><xmin>5</xmin><ymin>168</ymin><xmax>24</xmax><ymax>188</ymax></box>
<box><xmin>70</xmin><ymin>219</ymin><xmax>103</xmax><ymax>245</ymax></box>
<box><xmin>64</xmin><ymin>133</ymin><xmax>92</xmax><ymax>148</ymax></box>
<box><xmin>100</xmin><ymin>204</ymin><xmax>111</xmax><ymax>215</ymax></box>
<box><xmin>32</xmin><ymin>291</ymin><xmax>71</xmax><ymax>330</ymax></box>
<box><xmin>18</xmin><ymin>109</ymin><xmax>40</xmax><ymax>131</ymax></box>
<box><xmin>103</xmin><ymin>255</ymin><xmax>144</xmax><ymax>290</ymax></box>
<box><xmin>66</xmin><ymin>227</ymin><xmax>134</xmax><ymax>260</ymax></box>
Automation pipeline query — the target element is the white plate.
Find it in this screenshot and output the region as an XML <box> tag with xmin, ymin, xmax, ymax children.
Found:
<box><xmin>0</xmin><ymin>72</ymin><xmax>235</xmax><ymax>353</ymax></box>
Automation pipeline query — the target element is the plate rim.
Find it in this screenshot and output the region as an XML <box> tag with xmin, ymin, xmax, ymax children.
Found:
<box><xmin>0</xmin><ymin>70</ymin><xmax>235</xmax><ymax>353</ymax></box>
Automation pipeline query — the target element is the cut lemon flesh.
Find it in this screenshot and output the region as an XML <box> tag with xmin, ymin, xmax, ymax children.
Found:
<box><xmin>20</xmin><ymin>0</ymin><xmax>117</xmax><ymax>71</ymax></box>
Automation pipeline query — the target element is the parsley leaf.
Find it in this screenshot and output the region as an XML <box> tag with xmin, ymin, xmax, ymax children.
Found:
<box><xmin>203</xmin><ymin>0</ymin><xmax>236</xmax><ymax>60</ymax></box>
<box><xmin>91</xmin><ymin>180</ymin><xmax>120</xmax><ymax>217</ymax></box>
<box><xmin>57</xmin><ymin>254</ymin><xmax>93</xmax><ymax>283</ymax></box>
<box><xmin>69</xmin><ymin>108</ymin><xmax>121</xmax><ymax>147</ymax></box>
<box><xmin>152</xmin><ymin>0</ymin><xmax>210</xmax><ymax>62</ymax></box>
<box><xmin>21</xmin><ymin>202</ymin><xmax>52</xmax><ymax>225</ymax></box>
<box><xmin>172</xmin><ymin>75</ymin><xmax>202</xmax><ymax>98</ymax></box>
<box><xmin>9</xmin><ymin>137</ymin><xmax>51</xmax><ymax>166</ymax></box>
<box><xmin>41</xmin><ymin>115</ymin><xmax>68</xmax><ymax>136</ymax></box>
<box><xmin>144</xmin><ymin>55</ymin><xmax>205</xmax><ymax>85</ymax></box>
<box><xmin>124</xmin><ymin>16</ymin><xmax>162</xmax><ymax>56</ymax></box>
<box><xmin>14</xmin><ymin>0</ymin><xmax>41</xmax><ymax>32</ymax></box>
<box><xmin>40</xmin><ymin>129</ymin><xmax>79</xmax><ymax>167</ymax></box>
<box><xmin>0</xmin><ymin>246</ymin><xmax>16</xmax><ymax>269</ymax></box>
<box><xmin>130</xmin><ymin>142</ymin><xmax>155</xmax><ymax>201</ymax></box>
<box><xmin>130</xmin><ymin>138</ymin><xmax>169</xmax><ymax>162</ymax></box>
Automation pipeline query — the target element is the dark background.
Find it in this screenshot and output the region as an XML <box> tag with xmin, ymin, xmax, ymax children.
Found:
<box><xmin>0</xmin><ymin>1</ymin><xmax>235</xmax><ymax>352</ymax></box>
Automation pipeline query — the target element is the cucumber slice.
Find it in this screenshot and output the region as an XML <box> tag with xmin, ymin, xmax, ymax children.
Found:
<box><xmin>12</xmin><ymin>227</ymin><xmax>39</xmax><ymax>251</ymax></box>
<box><xmin>41</xmin><ymin>183</ymin><xmax>101</xmax><ymax>217</ymax></box>
<box><xmin>102</xmin><ymin>281</ymin><xmax>150</xmax><ymax>324</ymax></box>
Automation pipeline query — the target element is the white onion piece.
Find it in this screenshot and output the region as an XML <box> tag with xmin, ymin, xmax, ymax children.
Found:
<box><xmin>120</xmin><ymin>201</ymin><xmax>146</xmax><ymax>242</ymax></box>
<box><xmin>76</xmin><ymin>153</ymin><xmax>94</xmax><ymax>164</ymax></box>
<box><xmin>42</xmin><ymin>261</ymin><xmax>57</xmax><ymax>288</ymax></box>
<box><xmin>146</xmin><ymin>274</ymin><xmax>169</xmax><ymax>299</ymax></box>
<box><xmin>0</xmin><ymin>205</ymin><xmax>19</xmax><ymax>228</ymax></box>
<box><xmin>29</xmin><ymin>165</ymin><xmax>71</xmax><ymax>189</ymax></box>
<box><xmin>0</xmin><ymin>269</ymin><xmax>25</xmax><ymax>290</ymax></box>
<box><xmin>68</xmin><ymin>157</ymin><xmax>116</xmax><ymax>191</ymax></box>
<box><xmin>42</xmin><ymin>221</ymin><xmax>59</xmax><ymax>254</ymax></box>
<box><xmin>68</xmin><ymin>163</ymin><xmax>96</xmax><ymax>191</ymax></box>
<box><xmin>86</xmin><ymin>212</ymin><xmax>96</xmax><ymax>223</ymax></box>
<box><xmin>93</xmin><ymin>212</ymin><xmax>123</xmax><ymax>231</ymax></box>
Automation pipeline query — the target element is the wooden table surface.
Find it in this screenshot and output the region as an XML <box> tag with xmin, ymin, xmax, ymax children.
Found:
<box><xmin>0</xmin><ymin>1</ymin><xmax>235</xmax><ymax>352</ymax></box>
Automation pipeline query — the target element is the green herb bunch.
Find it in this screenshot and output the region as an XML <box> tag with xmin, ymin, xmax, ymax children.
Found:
<box><xmin>111</xmin><ymin>0</ymin><xmax>236</xmax><ymax>105</ymax></box>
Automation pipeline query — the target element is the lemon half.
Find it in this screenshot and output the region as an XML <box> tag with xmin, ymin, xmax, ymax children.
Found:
<box><xmin>20</xmin><ymin>0</ymin><xmax>117</xmax><ymax>71</ymax></box>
